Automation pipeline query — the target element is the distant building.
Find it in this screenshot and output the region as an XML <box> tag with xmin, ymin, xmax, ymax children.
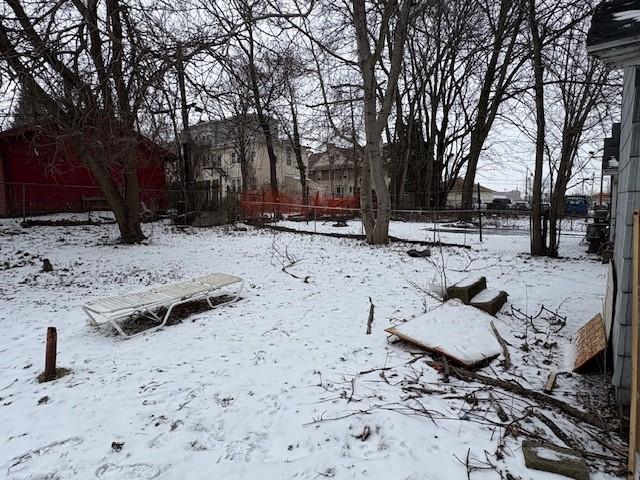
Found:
<box><xmin>501</xmin><ymin>189</ymin><xmax>522</xmax><ymax>202</ymax></box>
<box><xmin>309</xmin><ymin>144</ymin><xmax>365</xmax><ymax>197</ymax></box>
<box><xmin>446</xmin><ymin>178</ymin><xmax>495</xmax><ymax>208</ymax></box>
<box><xmin>188</xmin><ymin>116</ymin><xmax>312</xmax><ymax>196</ymax></box>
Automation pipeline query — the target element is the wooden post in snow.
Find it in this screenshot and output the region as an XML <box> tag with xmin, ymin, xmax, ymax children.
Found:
<box><xmin>44</xmin><ymin>327</ymin><xmax>57</xmax><ymax>381</ymax></box>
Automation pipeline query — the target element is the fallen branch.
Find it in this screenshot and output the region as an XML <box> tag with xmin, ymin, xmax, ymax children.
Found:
<box><xmin>534</xmin><ymin>410</ymin><xmax>582</xmax><ymax>450</ymax></box>
<box><xmin>441</xmin><ymin>355</ymin><xmax>451</xmax><ymax>383</ymax></box>
<box><xmin>359</xmin><ymin>366</ymin><xmax>391</xmax><ymax>375</ymax></box>
<box><xmin>490</xmin><ymin>321</ymin><xmax>511</xmax><ymax>370</ymax></box>
<box><xmin>426</xmin><ymin>361</ymin><xmax>605</xmax><ymax>429</ymax></box>
<box><xmin>366</xmin><ymin>297</ymin><xmax>375</xmax><ymax>335</ymax></box>
<box><xmin>251</xmin><ymin>222</ymin><xmax>471</xmax><ymax>249</ymax></box>
<box><xmin>489</xmin><ymin>393</ymin><xmax>509</xmax><ymax>422</ymax></box>
<box><xmin>270</xmin><ymin>235</ymin><xmax>311</xmax><ymax>283</ymax></box>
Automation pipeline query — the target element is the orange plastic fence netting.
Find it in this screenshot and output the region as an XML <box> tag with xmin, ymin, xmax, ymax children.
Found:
<box><xmin>238</xmin><ymin>190</ymin><xmax>360</xmax><ymax>218</ymax></box>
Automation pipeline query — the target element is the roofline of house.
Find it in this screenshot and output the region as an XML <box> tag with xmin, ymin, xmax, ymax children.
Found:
<box><xmin>0</xmin><ymin>124</ymin><xmax>176</xmax><ymax>160</ymax></box>
<box><xmin>587</xmin><ymin>35</ymin><xmax>640</xmax><ymax>67</ymax></box>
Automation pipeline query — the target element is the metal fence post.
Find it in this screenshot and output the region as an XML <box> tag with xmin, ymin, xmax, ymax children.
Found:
<box><xmin>477</xmin><ymin>183</ymin><xmax>483</xmax><ymax>243</ymax></box>
<box><xmin>433</xmin><ymin>210</ymin><xmax>437</xmax><ymax>243</ymax></box>
<box><xmin>529</xmin><ymin>208</ymin><xmax>533</xmax><ymax>253</ymax></box>
<box><xmin>314</xmin><ymin>206</ymin><xmax>317</xmax><ymax>233</ymax></box>
<box><xmin>22</xmin><ymin>183</ymin><xmax>26</xmax><ymax>222</ymax></box>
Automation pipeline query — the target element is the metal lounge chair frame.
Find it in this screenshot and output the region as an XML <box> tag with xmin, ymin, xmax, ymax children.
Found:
<box><xmin>82</xmin><ymin>273</ymin><xmax>244</xmax><ymax>338</ymax></box>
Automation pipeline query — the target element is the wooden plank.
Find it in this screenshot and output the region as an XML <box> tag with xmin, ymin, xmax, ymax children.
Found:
<box><xmin>572</xmin><ymin>313</ymin><xmax>606</xmax><ymax>371</ymax></box>
<box><xmin>543</xmin><ymin>371</ymin><xmax>557</xmax><ymax>394</ymax></box>
<box><xmin>629</xmin><ymin>210</ymin><xmax>640</xmax><ymax>480</ymax></box>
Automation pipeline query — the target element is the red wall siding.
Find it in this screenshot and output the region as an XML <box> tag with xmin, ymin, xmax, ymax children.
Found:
<box><xmin>0</xmin><ymin>131</ymin><xmax>168</xmax><ymax>216</ymax></box>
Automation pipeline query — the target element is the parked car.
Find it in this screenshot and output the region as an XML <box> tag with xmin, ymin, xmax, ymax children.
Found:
<box><xmin>564</xmin><ymin>195</ymin><xmax>589</xmax><ymax>216</ymax></box>
<box><xmin>512</xmin><ymin>201</ymin><xmax>530</xmax><ymax>211</ymax></box>
<box><xmin>487</xmin><ymin>198</ymin><xmax>511</xmax><ymax>210</ymax></box>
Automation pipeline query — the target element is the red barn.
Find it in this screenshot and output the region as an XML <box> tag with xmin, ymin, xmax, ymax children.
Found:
<box><xmin>0</xmin><ymin>125</ymin><xmax>170</xmax><ymax>217</ymax></box>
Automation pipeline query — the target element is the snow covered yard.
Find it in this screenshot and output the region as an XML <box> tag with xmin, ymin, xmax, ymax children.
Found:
<box><xmin>0</xmin><ymin>219</ymin><xmax>624</xmax><ymax>479</ymax></box>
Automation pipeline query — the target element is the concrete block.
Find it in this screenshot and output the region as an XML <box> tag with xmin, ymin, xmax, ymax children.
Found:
<box><xmin>522</xmin><ymin>440</ymin><xmax>589</xmax><ymax>480</ymax></box>
<box><xmin>446</xmin><ymin>277</ymin><xmax>486</xmax><ymax>305</ymax></box>
<box><xmin>470</xmin><ymin>290</ymin><xmax>508</xmax><ymax>316</ymax></box>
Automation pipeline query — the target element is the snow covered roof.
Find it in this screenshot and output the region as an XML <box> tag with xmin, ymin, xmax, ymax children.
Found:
<box><xmin>587</xmin><ymin>0</ymin><xmax>640</xmax><ymax>66</ymax></box>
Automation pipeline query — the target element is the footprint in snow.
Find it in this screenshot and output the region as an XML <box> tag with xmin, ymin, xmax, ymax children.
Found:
<box><xmin>94</xmin><ymin>463</ymin><xmax>161</xmax><ymax>479</ymax></box>
<box><xmin>8</xmin><ymin>436</ymin><xmax>84</xmax><ymax>474</ymax></box>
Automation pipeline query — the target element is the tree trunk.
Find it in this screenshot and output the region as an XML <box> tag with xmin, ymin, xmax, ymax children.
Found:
<box><xmin>361</xmin><ymin>75</ymin><xmax>390</xmax><ymax>244</ymax></box>
<box><xmin>367</xmin><ymin>140</ymin><xmax>391</xmax><ymax>244</ymax></box>
<box><xmin>360</xmin><ymin>152</ymin><xmax>375</xmax><ymax>241</ymax></box>
<box><xmin>290</xmin><ymin>101</ymin><xmax>307</xmax><ymax>205</ymax></box>
<box><xmin>528</xmin><ymin>0</ymin><xmax>546</xmax><ymax>256</ymax></box>
<box><xmin>78</xmin><ymin>139</ymin><xmax>145</xmax><ymax>244</ymax></box>
<box><xmin>351</xmin><ymin>0</ymin><xmax>410</xmax><ymax>244</ymax></box>
<box><xmin>461</xmin><ymin>136</ymin><xmax>484</xmax><ymax>213</ymax></box>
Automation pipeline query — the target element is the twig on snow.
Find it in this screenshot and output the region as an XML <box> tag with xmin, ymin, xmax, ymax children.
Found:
<box><xmin>490</xmin><ymin>321</ymin><xmax>511</xmax><ymax>370</ymax></box>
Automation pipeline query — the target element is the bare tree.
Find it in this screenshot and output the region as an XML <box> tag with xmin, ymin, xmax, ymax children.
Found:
<box><xmin>276</xmin><ymin>47</ymin><xmax>310</xmax><ymax>204</ymax></box>
<box><xmin>396</xmin><ymin>0</ymin><xmax>480</xmax><ymax>209</ymax></box>
<box><xmin>545</xmin><ymin>22</ymin><xmax>612</xmax><ymax>256</ymax></box>
<box><xmin>525</xmin><ymin>0</ymin><xmax>610</xmax><ymax>256</ymax></box>
<box><xmin>0</xmin><ymin>0</ymin><xmax>210</xmax><ymax>242</ymax></box>
<box><xmin>459</xmin><ymin>0</ymin><xmax>527</xmax><ymax>212</ymax></box>
<box><xmin>352</xmin><ymin>0</ymin><xmax>413</xmax><ymax>244</ymax></box>
<box><xmin>0</xmin><ymin>0</ymin><xmax>225</xmax><ymax>243</ymax></box>
<box><xmin>529</xmin><ymin>0</ymin><xmax>547</xmax><ymax>255</ymax></box>
<box><xmin>215</xmin><ymin>0</ymin><xmax>312</xmax><ymax>199</ymax></box>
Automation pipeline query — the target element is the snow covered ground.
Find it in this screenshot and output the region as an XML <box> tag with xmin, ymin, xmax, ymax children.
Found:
<box><xmin>0</xmin><ymin>217</ymin><xmax>623</xmax><ymax>479</ymax></box>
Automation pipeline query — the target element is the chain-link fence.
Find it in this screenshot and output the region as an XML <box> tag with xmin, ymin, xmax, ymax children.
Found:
<box><xmin>0</xmin><ymin>182</ymin><xmax>595</xmax><ymax>257</ymax></box>
<box><xmin>236</xmin><ymin>200</ymin><xmax>593</xmax><ymax>258</ymax></box>
<box><xmin>0</xmin><ymin>181</ymin><xmax>240</xmax><ymax>227</ymax></box>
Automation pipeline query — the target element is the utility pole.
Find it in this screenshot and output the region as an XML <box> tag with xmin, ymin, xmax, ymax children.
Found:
<box><xmin>177</xmin><ymin>45</ymin><xmax>193</xmax><ymax>220</ymax></box>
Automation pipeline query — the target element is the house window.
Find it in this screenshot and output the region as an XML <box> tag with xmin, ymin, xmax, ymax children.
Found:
<box><xmin>231</xmin><ymin>152</ymin><xmax>237</xmax><ymax>163</ymax></box>
<box><xmin>212</xmin><ymin>155</ymin><xmax>221</xmax><ymax>168</ymax></box>
<box><xmin>316</xmin><ymin>171</ymin><xmax>321</xmax><ymax>181</ymax></box>
<box><xmin>336</xmin><ymin>185</ymin><xmax>344</xmax><ymax>196</ymax></box>
<box><xmin>286</xmin><ymin>148</ymin><xmax>292</xmax><ymax>166</ymax></box>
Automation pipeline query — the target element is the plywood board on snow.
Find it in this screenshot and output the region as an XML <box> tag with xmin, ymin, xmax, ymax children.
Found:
<box><xmin>572</xmin><ymin>313</ymin><xmax>606</xmax><ymax>371</ymax></box>
<box><xmin>386</xmin><ymin>299</ymin><xmax>502</xmax><ymax>368</ymax></box>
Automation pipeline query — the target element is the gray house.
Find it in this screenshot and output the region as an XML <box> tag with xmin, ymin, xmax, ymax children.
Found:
<box><xmin>587</xmin><ymin>0</ymin><xmax>640</xmax><ymax>409</ymax></box>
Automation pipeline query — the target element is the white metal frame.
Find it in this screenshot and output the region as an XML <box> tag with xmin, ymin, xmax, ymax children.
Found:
<box><xmin>83</xmin><ymin>276</ymin><xmax>244</xmax><ymax>338</ymax></box>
